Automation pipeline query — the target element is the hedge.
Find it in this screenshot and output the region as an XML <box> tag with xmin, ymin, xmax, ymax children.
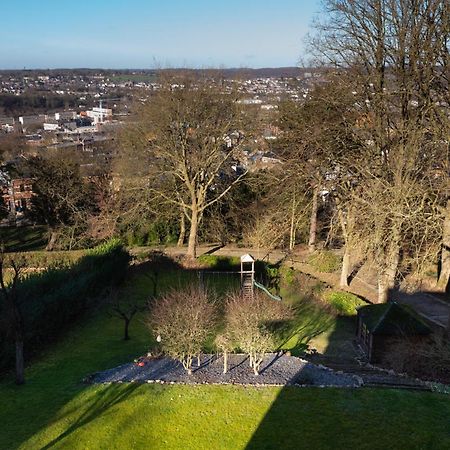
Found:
<box><xmin>0</xmin><ymin>239</ymin><xmax>130</xmax><ymax>372</ymax></box>
<box><xmin>3</xmin><ymin>250</ymin><xmax>86</xmax><ymax>269</ymax></box>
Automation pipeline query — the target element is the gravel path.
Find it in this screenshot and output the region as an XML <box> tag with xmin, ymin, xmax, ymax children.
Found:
<box><xmin>87</xmin><ymin>353</ymin><xmax>361</xmax><ymax>387</ymax></box>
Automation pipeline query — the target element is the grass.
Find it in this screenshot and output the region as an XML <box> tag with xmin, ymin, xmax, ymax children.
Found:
<box><xmin>276</xmin><ymin>276</ymin><xmax>354</xmax><ymax>356</ymax></box>
<box><xmin>1</xmin><ymin>261</ymin><xmax>449</xmax><ymax>449</ymax></box>
<box><xmin>0</xmin><ymin>225</ymin><xmax>48</xmax><ymax>252</ymax></box>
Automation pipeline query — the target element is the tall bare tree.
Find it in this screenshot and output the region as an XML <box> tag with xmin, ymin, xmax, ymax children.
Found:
<box><xmin>118</xmin><ymin>76</ymin><xmax>248</xmax><ymax>258</ymax></box>
<box><xmin>310</xmin><ymin>0</ymin><xmax>449</xmax><ymax>301</ymax></box>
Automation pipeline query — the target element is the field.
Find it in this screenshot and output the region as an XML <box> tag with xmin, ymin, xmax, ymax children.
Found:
<box><xmin>1</xmin><ymin>261</ymin><xmax>449</xmax><ymax>449</ymax></box>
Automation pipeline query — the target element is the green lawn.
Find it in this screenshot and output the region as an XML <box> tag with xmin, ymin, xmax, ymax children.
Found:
<box><xmin>1</xmin><ymin>264</ymin><xmax>449</xmax><ymax>450</ymax></box>
<box><xmin>0</xmin><ymin>225</ymin><xmax>48</xmax><ymax>252</ymax></box>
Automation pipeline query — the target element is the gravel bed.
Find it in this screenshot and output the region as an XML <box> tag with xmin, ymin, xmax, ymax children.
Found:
<box><xmin>87</xmin><ymin>353</ymin><xmax>361</xmax><ymax>387</ymax></box>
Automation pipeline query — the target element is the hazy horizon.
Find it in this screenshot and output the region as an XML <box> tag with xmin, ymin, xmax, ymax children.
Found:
<box><xmin>0</xmin><ymin>0</ymin><xmax>321</xmax><ymax>70</ymax></box>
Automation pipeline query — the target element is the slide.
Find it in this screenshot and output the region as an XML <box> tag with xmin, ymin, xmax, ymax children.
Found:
<box><xmin>253</xmin><ymin>281</ymin><xmax>282</xmax><ymax>301</ymax></box>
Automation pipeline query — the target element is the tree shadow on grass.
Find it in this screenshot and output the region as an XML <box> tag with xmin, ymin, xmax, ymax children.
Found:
<box><xmin>40</xmin><ymin>383</ymin><xmax>141</xmax><ymax>450</ymax></box>
<box><xmin>244</xmin><ymin>384</ymin><xmax>450</xmax><ymax>450</ymax></box>
<box><xmin>275</xmin><ymin>300</ymin><xmax>336</xmax><ymax>356</ymax></box>
<box><xmin>243</xmin><ymin>306</ymin><xmax>449</xmax><ymax>450</ymax></box>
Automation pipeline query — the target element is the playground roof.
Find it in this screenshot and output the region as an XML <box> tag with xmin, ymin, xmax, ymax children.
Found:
<box><xmin>240</xmin><ymin>254</ymin><xmax>255</xmax><ymax>263</ymax></box>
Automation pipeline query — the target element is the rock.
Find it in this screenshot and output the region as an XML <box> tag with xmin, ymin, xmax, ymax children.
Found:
<box><xmin>88</xmin><ymin>353</ymin><xmax>361</xmax><ymax>388</ymax></box>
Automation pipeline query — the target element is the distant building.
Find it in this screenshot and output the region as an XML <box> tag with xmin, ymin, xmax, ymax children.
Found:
<box><xmin>19</xmin><ymin>115</ymin><xmax>46</xmax><ymax>126</ymax></box>
<box><xmin>86</xmin><ymin>107</ymin><xmax>112</xmax><ymax>124</ymax></box>
<box><xmin>55</xmin><ymin>111</ymin><xmax>77</xmax><ymax>121</ymax></box>
<box><xmin>238</xmin><ymin>98</ymin><xmax>263</xmax><ymax>105</ymax></box>
<box><xmin>0</xmin><ymin>117</ymin><xmax>15</xmax><ymax>126</ymax></box>
<box><xmin>44</xmin><ymin>122</ymin><xmax>60</xmax><ymax>131</ymax></box>
<box><xmin>1</xmin><ymin>178</ymin><xmax>34</xmax><ymax>217</ymax></box>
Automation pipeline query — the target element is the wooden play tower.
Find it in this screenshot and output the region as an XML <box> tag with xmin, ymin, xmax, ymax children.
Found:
<box><xmin>240</xmin><ymin>254</ymin><xmax>255</xmax><ymax>299</ymax></box>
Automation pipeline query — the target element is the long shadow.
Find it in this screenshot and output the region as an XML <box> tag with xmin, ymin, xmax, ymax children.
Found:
<box><xmin>245</xmin><ymin>286</ymin><xmax>450</xmax><ymax>449</ymax></box>
<box><xmin>245</xmin><ymin>310</ymin><xmax>361</xmax><ymax>449</ymax></box>
<box><xmin>346</xmin><ymin>257</ymin><xmax>366</xmax><ymax>285</ymax></box>
<box><xmin>1</xmin><ymin>252</ymin><xmax>263</xmax><ymax>448</ymax></box>
<box><xmin>41</xmin><ymin>384</ymin><xmax>140</xmax><ymax>450</ymax></box>
<box><xmin>275</xmin><ymin>300</ymin><xmax>336</xmax><ymax>356</ymax></box>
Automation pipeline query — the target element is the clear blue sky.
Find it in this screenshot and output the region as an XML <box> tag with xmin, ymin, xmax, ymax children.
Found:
<box><xmin>0</xmin><ymin>0</ymin><xmax>322</xmax><ymax>69</ymax></box>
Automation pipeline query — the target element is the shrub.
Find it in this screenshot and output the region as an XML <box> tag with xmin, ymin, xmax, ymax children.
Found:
<box><xmin>280</xmin><ymin>266</ymin><xmax>296</xmax><ymax>285</ymax></box>
<box><xmin>147</xmin><ymin>285</ymin><xmax>217</xmax><ymax>374</ymax></box>
<box><xmin>323</xmin><ymin>291</ymin><xmax>366</xmax><ymax>316</ymax></box>
<box><xmin>121</xmin><ymin>221</ymin><xmax>179</xmax><ymax>247</ymax></box>
<box><xmin>383</xmin><ymin>336</ymin><xmax>450</xmax><ymax>384</ymax></box>
<box><xmin>225</xmin><ymin>292</ymin><xmax>292</xmax><ymax>375</ymax></box>
<box><xmin>307</xmin><ymin>250</ymin><xmax>341</xmax><ymax>273</ymax></box>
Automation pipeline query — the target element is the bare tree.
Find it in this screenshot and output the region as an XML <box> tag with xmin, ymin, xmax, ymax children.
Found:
<box><xmin>147</xmin><ymin>285</ymin><xmax>217</xmax><ymax>374</ymax></box>
<box><xmin>437</xmin><ymin>199</ymin><xmax>450</xmax><ymax>292</ymax></box>
<box><xmin>20</xmin><ymin>155</ymin><xmax>94</xmax><ymax>251</ymax></box>
<box><xmin>108</xmin><ymin>287</ymin><xmax>143</xmax><ymax>341</ymax></box>
<box><xmin>277</xmin><ymin>78</ymin><xmax>361</xmax><ymax>254</ymax></box>
<box><xmin>309</xmin><ymin>0</ymin><xmax>449</xmax><ymax>301</ymax></box>
<box><xmin>225</xmin><ymin>292</ymin><xmax>291</xmax><ymax>375</ymax></box>
<box><xmin>118</xmin><ymin>76</ymin><xmax>248</xmax><ymax>258</ymax></box>
<box><xmin>214</xmin><ymin>332</ymin><xmax>234</xmax><ymax>374</ymax></box>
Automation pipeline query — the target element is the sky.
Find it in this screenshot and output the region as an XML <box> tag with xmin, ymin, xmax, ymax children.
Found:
<box><xmin>0</xmin><ymin>0</ymin><xmax>322</xmax><ymax>69</ymax></box>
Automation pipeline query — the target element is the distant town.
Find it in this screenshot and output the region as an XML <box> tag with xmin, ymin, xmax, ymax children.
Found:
<box><xmin>0</xmin><ymin>68</ymin><xmax>326</xmax><ymax>221</ymax></box>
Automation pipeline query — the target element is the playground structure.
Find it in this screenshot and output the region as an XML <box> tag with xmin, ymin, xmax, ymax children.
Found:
<box><xmin>240</xmin><ymin>254</ymin><xmax>255</xmax><ymax>299</ymax></box>
<box><xmin>240</xmin><ymin>254</ymin><xmax>281</xmax><ymax>301</ymax></box>
<box><xmin>197</xmin><ymin>254</ymin><xmax>281</xmax><ymax>301</ymax></box>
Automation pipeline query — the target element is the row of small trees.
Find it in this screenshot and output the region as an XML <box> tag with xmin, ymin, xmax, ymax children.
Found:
<box><xmin>147</xmin><ymin>285</ymin><xmax>291</xmax><ymax>375</ymax></box>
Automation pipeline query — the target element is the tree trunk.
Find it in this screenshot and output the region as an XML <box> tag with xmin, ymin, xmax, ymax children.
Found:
<box><xmin>223</xmin><ymin>351</ymin><xmax>228</xmax><ymax>374</ymax></box>
<box><xmin>123</xmin><ymin>318</ymin><xmax>130</xmax><ymax>341</ymax></box>
<box><xmin>15</xmin><ymin>340</ymin><xmax>25</xmax><ymax>385</ymax></box>
<box><xmin>377</xmin><ymin>223</ymin><xmax>401</xmax><ymax>303</ymax></box>
<box><xmin>377</xmin><ymin>275</ymin><xmax>389</xmax><ymax>303</ymax></box>
<box><xmin>436</xmin><ymin>200</ymin><xmax>450</xmax><ymax>292</ymax></box>
<box><xmin>308</xmin><ymin>186</ymin><xmax>319</xmax><ymax>253</ymax></box>
<box><xmin>377</xmin><ymin>247</ymin><xmax>401</xmax><ymax>303</ymax></box>
<box><xmin>177</xmin><ymin>213</ymin><xmax>186</xmax><ymax>247</ymax></box>
<box><xmin>187</xmin><ymin>207</ymin><xmax>199</xmax><ymax>259</ymax></box>
<box><xmin>289</xmin><ymin>191</ymin><xmax>296</xmax><ymax>251</ymax></box>
<box><xmin>46</xmin><ymin>230</ymin><xmax>58</xmax><ymax>251</ymax></box>
<box><xmin>337</xmin><ymin>207</ymin><xmax>350</xmax><ymax>288</ymax></box>
<box><xmin>340</xmin><ymin>249</ymin><xmax>350</xmax><ymax>288</ymax></box>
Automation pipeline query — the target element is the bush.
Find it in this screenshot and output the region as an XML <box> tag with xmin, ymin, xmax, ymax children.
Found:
<box><xmin>307</xmin><ymin>250</ymin><xmax>341</xmax><ymax>273</ymax></box>
<box><xmin>147</xmin><ymin>285</ymin><xmax>217</xmax><ymax>374</ymax></box>
<box><xmin>280</xmin><ymin>266</ymin><xmax>296</xmax><ymax>285</ymax></box>
<box><xmin>323</xmin><ymin>291</ymin><xmax>366</xmax><ymax>316</ymax></box>
<box><xmin>122</xmin><ymin>221</ymin><xmax>179</xmax><ymax>247</ymax></box>
<box><xmin>225</xmin><ymin>292</ymin><xmax>292</xmax><ymax>375</ymax></box>
<box><xmin>197</xmin><ymin>255</ymin><xmax>241</xmax><ymax>270</ymax></box>
<box><xmin>3</xmin><ymin>250</ymin><xmax>86</xmax><ymax>269</ymax></box>
<box><xmin>383</xmin><ymin>336</ymin><xmax>450</xmax><ymax>384</ymax></box>
<box><xmin>0</xmin><ymin>239</ymin><xmax>130</xmax><ymax>372</ymax></box>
